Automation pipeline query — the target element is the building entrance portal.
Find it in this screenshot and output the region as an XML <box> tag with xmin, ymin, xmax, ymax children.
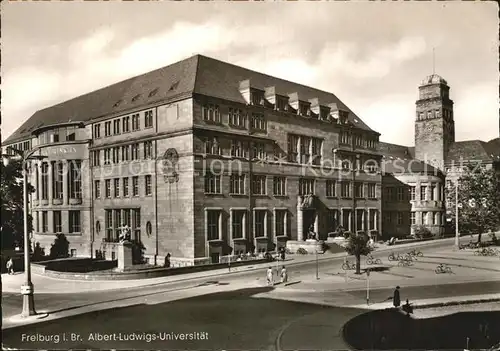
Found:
<box><xmin>303</xmin><ymin>209</ymin><xmax>317</xmax><ymax>240</ymax></box>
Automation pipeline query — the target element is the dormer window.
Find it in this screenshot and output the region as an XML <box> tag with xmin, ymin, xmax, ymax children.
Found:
<box><xmin>339</xmin><ymin>110</ymin><xmax>349</xmax><ymax>124</ymax></box>
<box><xmin>251</xmin><ymin>90</ymin><xmax>265</xmax><ymax>106</ymax></box>
<box><xmin>299</xmin><ymin>102</ymin><xmax>309</xmax><ymax>116</ymax></box>
<box><xmin>276</xmin><ymin>97</ymin><xmax>288</xmax><ymax>112</ymax></box>
<box><xmin>320</xmin><ymin>107</ymin><xmax>330</xmax><ymax>120</ymax></box>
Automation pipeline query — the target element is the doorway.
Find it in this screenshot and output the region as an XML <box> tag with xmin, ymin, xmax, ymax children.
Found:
<box><xmin>303</xmin><ymin>209</ymin><xmax>316</xmax><ymax>239</ymax></box>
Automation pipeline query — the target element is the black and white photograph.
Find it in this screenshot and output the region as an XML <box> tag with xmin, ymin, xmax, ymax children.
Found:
<box><xmin>1</xmin><ymin>1</ymin><xmax>500</xmax><ymax>350</ymax></box>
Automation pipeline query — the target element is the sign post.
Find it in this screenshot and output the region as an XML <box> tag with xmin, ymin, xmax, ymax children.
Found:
<box><xmin>366</xmin><ymin>268</ymin><xmax>370</xmax><ymax>306</ymax></box>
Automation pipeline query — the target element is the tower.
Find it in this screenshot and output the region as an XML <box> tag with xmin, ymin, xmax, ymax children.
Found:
<box><xmin>414</xmin><ymin>74</ymin><xmax>455</xmax><ymax>170</ymax></box>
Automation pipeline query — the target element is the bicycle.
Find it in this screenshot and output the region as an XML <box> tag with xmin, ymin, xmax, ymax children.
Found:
<box><xmin>407</xmin><ymin>249</ymin><xmax>423</xmax><ymax>257</ymax></box>
<box><xmin>388</xmin><ymin>252</ymin><xmax>403</xmax><ymax>261</ymax></box>
<box><xmin>342</xmin><ymin>261</ymin><xmax>356</xmax><ymax>270</ymax></box>
<box><xmin>366</xmin><ymin>255</ymin><xmax>382</xmax><ymax>265</ymax></box>
<box><xmin>398</xmin><ymin>259</ymin><xmax>413</xmax><ymax>267</ymax></box>
<box><xmin>435</xmin><ymin>263</ymin><xmax>453</xmax><ymax>274</ymax></box>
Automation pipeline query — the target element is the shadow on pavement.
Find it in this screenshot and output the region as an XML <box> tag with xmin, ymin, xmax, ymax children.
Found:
<box><xmin>3</xmin><ymin>286</ymin><xmax>367</xmax><ymax>350</ymax></box>
<box><xmin>343</xmin><ymin>308</ymin><xmax>500</xmax><ymax>350</ymax></box>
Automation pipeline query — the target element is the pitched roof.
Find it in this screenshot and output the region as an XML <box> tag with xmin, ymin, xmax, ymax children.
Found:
<box><xmin>446</xmin><ymin>140</ymin><xmax>500</xmax><ymax>163</ymax></box>
<box><xmin>381</xmin><ymin>158</ymin><xmax>442</xmax><ymax>176</ymax></box>
<box><xmin>4</xmin><ymin>55</ymin><xmax>377</xmax><ymax>145</ymax></box>
<box><xmin>377</xmin><ymin>141</ymin><xmax>413</xmax><ymax>159</ymax></box>
<box><xmin>194</xmin><ymin>56</ymin><xmax>376</xmax><ymax>132</ymax></box>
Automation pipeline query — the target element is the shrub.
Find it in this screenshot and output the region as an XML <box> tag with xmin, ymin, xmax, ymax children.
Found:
<box><xmin>32</xmin><ymin>242</ymin><xmax>46</xmax><ymax>262</ymax></box>
<box><xmin>49</xmin><ymin>234</ymin><xmax>69</xmax><ymax>259</ymax></box>
<box><xmin>343</xmin><ymin>231</ymin><xmax>352</xmax><ymax>239</ymax></box>
<box><xmin>488</xmin><ymin>232</ymin><xmax>499</xmax><ymax>245</ymax></box>
<box><xmin>328</xmin><ymin>232</ymin><xmax>339</xmax><ymax>238</ymax></box>
<box><xmin>285</xmin><ymin>247</ymin><xmax>293</xmax><ymax>255</ymax></box>
<box><xmin>413</xmin><ymin>225</ymin><xmax>433</xmax><ymax>239</ymax></box>
<box><xmin>296</xmin><ymin>247</ymin><xmax>308</xmax><ymax>255</ymax></box>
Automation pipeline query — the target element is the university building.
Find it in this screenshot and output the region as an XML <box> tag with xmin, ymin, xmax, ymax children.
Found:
<box><xmin>3</xmin><ymin>56</ymin><xmax>498</xmax><ymax>265</ymax></box>
<box><xmin>2</xmin><ymin>55</ymin><xmax>383</xmax><ymax>266</ymax></box>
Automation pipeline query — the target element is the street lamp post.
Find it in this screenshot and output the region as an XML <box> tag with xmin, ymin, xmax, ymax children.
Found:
<box><xmin>3</xmin><ymin>146</ymin><xmax>47</xmax><ymax>317</ymax></box>
<box><xmin>315</xmin><ymin>246</ymin><xmax>319</xmax><ymax>280</ymax></box>
<box><xmin>455</xmin><ymin>179</ymin><xmax>460</xmax><ymax>248</ymax></box>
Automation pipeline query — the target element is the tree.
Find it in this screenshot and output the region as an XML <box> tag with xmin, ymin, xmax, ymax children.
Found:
<box><xmin>344</xmin><ymin>232</ymin><xmax>374</xmax><ymax>274</ymax></box>
<box><xmin>49</xmin><ymin>234</ymin><xmax>70</xmax><ymax>259</ymax></box>
<box><xmin>0</xmin><ymin>159</ymin><xmax>34</xmax><ymax>250</ymax></box>
<box><xmin>446</xmin><ymin>165</ymin><xmax>500</xmax><ymax>243</ymax></box>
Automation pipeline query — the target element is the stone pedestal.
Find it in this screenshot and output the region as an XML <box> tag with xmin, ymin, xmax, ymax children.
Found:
<box><xmin>117</xmin><ymin>242</ymin><xmax>133</xmax><ymax>271</ymax></box>
<box><xmin>286</xmin><ymin>240</ymin><xmax>324</xmax><ymax>254</ymax></box>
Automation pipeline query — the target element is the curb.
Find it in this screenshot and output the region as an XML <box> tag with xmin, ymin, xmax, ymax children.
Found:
<box><xmin>413</xmin><ymin>297</ymin><xmax>500</xmax><ymax>309</ymax></box>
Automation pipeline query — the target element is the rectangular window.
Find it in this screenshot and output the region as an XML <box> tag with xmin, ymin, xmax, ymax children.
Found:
<box><xmin>112</xmin><ymin>147</ymin><xmax>120</xmax><ymax>164</ymax></box>
<box><xmin>69</xmin><ymin>161</ymin><xmax>82</xmax><ymax>199</ymax></box>
<box><xmin>132</xmin><ymin>114</ymin><xmax>140</xmax><ymax>131</ymax></box>
<box><xmin>232</xmin><ymin>210</ymin><xmax>245</xmax><ymax>239</ymax></box>
<box><xmin>41</xmin><ymin>163</ymin><xmax>49</xmax><ymax>200</ymax></box>
<box><xmin>121</xmin><ymin>145</ymin><xmax>130</xmax><ymax>161</ymax></box>
<box><xmin>420</xmin><ymin>186</ymin><xmax>427</xmax><ymax>201</ymax></box>
<box><xmin>113</xmin><ymin>209</ymin><xmax>122</xmax><ymax>239</ymax></box>
<box><xmin>53</xmin><ymin>211</ymin><xmax>62</xmax><ymax>233</ymax></box>
<box><xmin>104</xmin><ymin>121</ymin><xmax>112</xmax><ymax>136</ymax></box>
<box><xmin>397</xmin><ymin>187</ymin><xmax>405</xmax><ymax>201</ymax></box>
<box><xmin>123</xmin><ymin>178</ymin><xmax>129</xmax><ymax>197</ymax></box>
<box><xmin>131</xmin><ymin>209</ymin><xmax>141</xmax><ymax>241</ymax></box>
<box><xmin>355</xmin><ymin>182</ymin><xmax>364</xmax><ymax>198</ymax></box>
<box><xmin>204</xmin><ymin>137</ymin><xmax>221</xmax><ymax>155</ymax></box>
<box><xmin>229</xmin><ymin>108</ymin><xmax>246</xmax><ymax>127</ymax></box>
<box><xmin>409</xmin><ymin>186</ymin><xmax>416</xmax><ymax>201</ymax></box>
<box><xmin>94</xmin><ymin>180</ymin><xmax>101</xmax><ymax>199</ymax></box>
<box><xmin>341</xmin><ymin>182</ymin><xmax>351</xmax><ymax>198</ymax></box>
<box><xmin>104</xmin><ymin>149</ymin><xmax>111</xmax><ymax>165</ymax></box>
<box><xmin>252</xmin><ymin>175</ymin><xmax>267</xmax><ymax>195</ymax></box>
<box><xmin>254</xmin><ymin>210</ymin><xmax>266</xmax><ymax>237</ymax></box>
<box><xmin>368</xmin><ymin>183</ymin><xmax>376</xmax><ymax>199</ymax></box>
<box><xmin>53</xmin><ymin>162</ymin><xmax>64</xmax><ymax>199</ymax></box>
<box><xmin>122</xmin><ymin>116</ymin><xmax>130</xmax><ymax>133</ymax></box>
<box><xmin>340</xmin><ymin>131</ymin><xmax>351</xmax><ymax>145</ymax></box>
<box><xmin>250</xmin><ymin>113</ymin><xmax>266</xmax><ymax>131</ymax></box>
<box><xmin>113</xmin><ymin>119</ymin><xmax>120</xmax><ymax>135</ymax></box>
<box><xmin>430</xmin><ymin>183</ymin><xmax>436</xmax><ymax>201</ymax></box>
<box><xmin>387</xmin><ymin>187</ymin><xmax>394</xmax><ymax>201</ymax></box>
<box><xmin>229</xmin><ymin>174</ymin><xmax>245</xmax><ymax>195</ymax></box>
<box><xmin>411</xmin><ymin>212</ymin><xmax>416</xmax><ymax>225</ymax></box>
<box><xmin>369</xmin><ymin>209</ymin><xmax>376</xmax><ymax>230</ymax></box>
<box><xmin>300</xmin><ymin>137</ymin><xmax>310</xmax><ymax>164</ymax></box>
<box><xmin>92</xmin><ymin>150</ymin><xmax>101</xmax><ymax>166</ymax></box>
<box><xmin>105</xmin><ymin>209</ymin><xmax>113</xmax><ymax>240</ymax></box>
<box><xmin>207</xmin><ymin>210</ymin><xmax>220</xmax><ymax>241</ymax></box>
<box><xmin>231</xmin><ymin>140</ymin><xmax>248</xmax><ymax>158</ymax></box>
<box><xmin>114</xmin><ymin>178</ymin><xmax>120</xmax><ymax>197</ymax></box>
<box><xmin>132</xmin><ymin>176</ymin><xmax>139</xmax><ymax>196</ymax></box>
<box><xmin>251</xmin><ymin>142</ymin><xmax>266</xmax><ymax>160</ymax></box>
<box><xmin>131</xmin><ymin>143</ymin><xmax>140</xmax><ymax>160</ymax></box>
<box><xmin>42</xmin><ymin>211</ymin><xmax>48</xmax><ymax>233</ymax></box>
<box><xmin>397</xmin><ymin>212</ymin><xmax>403</xmax><ymax>225</ymax></box>
<box><xmin>144</xmin><ymin>110</ymin><xmax>153</xmax><ymax>128</ymax></box>
<box><xmin>204</xmin><ymin>172</ymin><xmax>221</xmax><ymax>194</ymax></box>
<box><xmin>326</xmin><ymin>180</ymin><xmax>336</xmax><ymax>197</ymax></box>
<box><xmin>273</xmin><ymin>177</ymin><xmax>286</xmax><ymax>196</ymax></box>
<box><xmin>69</xmin><ymin>210</ymin><xmax>81</xmax><ymax>233</ymax></box>
<box><xmin>298</xmin><ymin>178</ymin><xmax>315</xmax><ymax>195</ymax></box>
<box><xmin>202</xmin><ymin>104</ymin><xmax>221</xmax><ymax>123</ymax></box>
<box><xmin>94</xmin><ymin>124</ymin><xmax>101</xmax><ymax>139</ymax></box>
<box><xmin>287</xmin><ymin>134</ymin><xmax>299</xmax><ymax>163</ymax></box>
<box><xmin>105</xmin><ymin>179</ymin><xmax>111</xmax><ymax>198</ymax></box>
<box><xmin>311</xmin><ymin>138</ymin><xmax>322</xmax><ymax>165</ymax></box>
<box><xmin>145</xmin><ymin>175</ymin><xmax>152</xmax><ymax>195</ymax></box>
<box><xmin>275</xmin><ymin>209</ymin><xmax>286</xmax><ymax>236</ymax></box>
<box><xmin>144</xmin><ymin>141</ymin><xmax>153</xmax><ymax>159</ymax></box>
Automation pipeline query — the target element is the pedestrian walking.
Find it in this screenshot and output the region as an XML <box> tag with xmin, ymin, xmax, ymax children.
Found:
<box><xmin>393</xmin><ymin>286</ymin><xmax>401</xmax><ymax>308</ymax></box>
<box><xmin>266</xmin><ymin>267</ymin><xmax>274</xmax><ymax>286</ymax></box>
<box><xmin>6</xmin><ymin>258</ymin><xmax>14</xmax><ymax>275</ymax></box>
<box><xmin>280</xmin><ymin>266</ymin><xmax>288</xmax><ymax>284</ymax></box>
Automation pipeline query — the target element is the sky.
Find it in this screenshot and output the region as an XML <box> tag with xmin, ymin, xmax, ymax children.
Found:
<box><xmin>1</xmin><ymin>1</ymin><xmax>498</xmax><ymax>146</ymax></box>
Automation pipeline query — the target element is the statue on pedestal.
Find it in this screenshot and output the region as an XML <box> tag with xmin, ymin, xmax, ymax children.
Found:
<box><xmin>119</xmin><ymin>224</ymin><xmax>131</xmax><ymax>243</ymax></box>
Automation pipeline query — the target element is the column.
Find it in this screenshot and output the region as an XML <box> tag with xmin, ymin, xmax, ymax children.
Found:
<box><xmin>348</xmin><ymin>210</ymin><xmax>352</xmax><ymax>232</ymax></box>
<box><xmin>340</xmin><ymin>209</ymin><xmax>344</xmax><ymax>229</ymax></box>
<box><xmin>374</xmin><ymin>210</ymin><xmax>378</xmax><ymax>231</ymax></box>
<box><xmin>218</xmin><ymin>210</ymin><xmax>223</xmax><ymax>240</ymax></box>
<box><xmin>297</xmin><ymin>209</ymin><xmax>303</xmax><ymax>241</ymax></box>
<box><xmin>34</xmin><ymin>162</ymin><xmax>40</xmax><ymax>200</ymax></box>
<box><xmin>229</xmin><ymin>210</ymin><xmax>233</xmax><ymax>242</ymax></box>
<box><xmin>314</xmin><ymin>212</ymin><xmax>319</xmax><ymax>235</ymax></box>
<box><xmin>243</xmin><ymin>211</ymin><xmax>247</xmax><ymax>239</ymax></box>
<box><xmin>297</xmin><ymin>136</ymin><xmax>301</xmax><ymax>163</ymax></box>
<box><xmin>362</xmin><ymin>210</ymin><xmax>365</xmax><ymax>231</ymax></box>
<box><xmin>48</xmin><ymin>162</ymin><xmax>54</xmax><ymax>204</ymax></box>
<box><xmin>426</xmin><ymin>185</ymin><xmax>432</xmax><ymax>202</ymax></box>
<box><xmin>62</xmin><ymin>161</ymin><xmax>69</xmax><ymax>205</ymax></box>
<box><xmin>284</xmin><ymin>211</ymin><xmax>288</xmax><ymax>237</ymax></box>
<box><xmin>62</xmin><ymin>210</ymin><xmax>70</xmax><ymax>233</ymax></box>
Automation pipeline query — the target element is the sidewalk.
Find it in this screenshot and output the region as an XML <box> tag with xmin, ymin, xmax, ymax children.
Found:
<box><xmin>0</xmin><ymin>236</ymin><xmax>473</xmax><ymax>294</ymax></box>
